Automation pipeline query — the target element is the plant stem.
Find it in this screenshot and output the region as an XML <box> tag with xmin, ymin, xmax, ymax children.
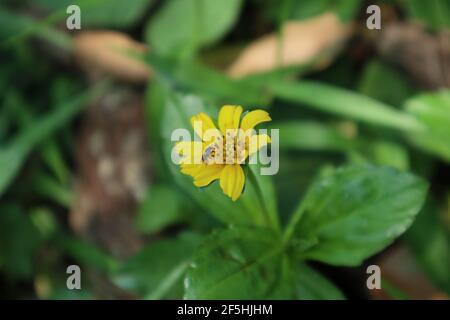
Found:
<box><xmin>247</xmin><ymin>166</ymin><xmax>280</xmax><ymax>232</ymax></box>
<box><xmin>283</xmin><ymin>200</ymin><xmax>307</xmax><ymax>243</ymax></box>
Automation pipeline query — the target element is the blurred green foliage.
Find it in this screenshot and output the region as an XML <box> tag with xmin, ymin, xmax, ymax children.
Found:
<box><xmin>146</xmin><ymin>0</ymin><xmax>242</xmax><ymax>56</ymax></box>
<box><xmin>114</xmin><ymin>232</ymin><xmax>201</xmax><ymax>299</ymax></box>
<box><xmin>35</xmin><ymin>0</ymin><xmax>154</xmax><ymax>28</ymax></box>
<box><xmin>405</xmin><ymin>0</ymin><xmax>450</xmax><ymax>31</ymax></box>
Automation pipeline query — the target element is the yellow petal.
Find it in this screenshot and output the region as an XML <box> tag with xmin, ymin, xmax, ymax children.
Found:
<box><xmin>180</xmin><ymin>163</ymin><xmax>202</xmax><ymax>177</ymax></box>
<box><xmin>219</xmin><ymin>164</ymin><xmax>245</xmax><ymax>201</ymax></box>
<box><xmin>190</xmin><ymin>112</ymin><xmax>221</xmax><ymax>143</ymax></box>
<box><xmin>193</xmin><ymin>164</ymin><xmax>224</xmax><ymax>187</ymax></box>
<box><xmin>240</xmin><ymin>110</ymin><xmax>271</xmax><ymax>132</ymax></box>
<box><xmin>218</xmin><ymin>105</ymin><xmax>243</xmax><ymax>134</ymax></box>
<box><xmin>247</xmin><ymin>134</ymin><xmax>271</xmax><ymax>155</ymax></box>
<box><xmin>180</xmin><ymin>163</ymin><xmax>224</xmax><ymax>187</ymax></box>
<box><xmin>175</xmin><ymin>141</ymin><xmax>203</xmax><ymax>164</ymax></box>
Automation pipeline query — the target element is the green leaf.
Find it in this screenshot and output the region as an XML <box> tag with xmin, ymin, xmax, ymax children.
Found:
<box><xmin>146</xmin><ymin>53</ymin><xmax>264</xmax><ymax>105</ymax></box>
<box><xmin>0</xmin><ymin>7</ymin><xmax>72</xmax><ymax>48</ymax></box>
<box><xmin>135</xmin><ymin>184</ymin><xmax>184</xmax><ymax>234</ymax></box>
<box><xmin>290</xmin><ymin>0</ymin><xmax>360</xmax><ymax>22</ymax></box>
<box><xmin>49</xmin><ymin>287</ymin><xmax>94</xmax><ymax>300</ymax></box>
<box><xmin>358</xmin><ymin>141</ymin><xmax>410</xmax><ymax>171</ymax></box>
<box><xmin>274</xmin><ymin>121</ymin><xmax>354</xmax><ymax>152</ymax></box>
<box><xmin>0</xmin><ymin>8</ymin><xmax>34</xmax><ymax>41</ymax></box>
<box><xmin>30</xmin><ymin>207</ymin><xmax>58</xmax><ymax>240</ymax></box>
<box><xmin>184</xmin><ymin>227</ymin><xmax>345</xmax><ymax>299</ymax></box>
<box><xmin>40</xmin><ymin>140</ymin><xmax>71</xmax><ymax>185</ymax></box>
<box><xmin>407</xmin><ymin>91</ymin><xmax>450</xmax><ymax>134</ymax></box>
<box><xmin>0</xmin><ymin>204</ymin><xmax>42</xmax><ymax>279</ymax></box>
<box><xmin>358</xmin><ymin>59</ymin><xmax>415</xmax><ymax>107</ymax></box>
<box><xmin>286</xmin><ymin>165</ymin><xmax>428</xmax><ymax>266</ymax></box>
<box><xmin>268</xmin><ymin>80</ymin><xmax>424</xmax><ymax>132</ymax></box>
<box><xmin>184</xmin><ymin>226</ymin><xmax>291</xmax><ymax>299</ymax></box>
<box><xmin>295</xmin><ymin>263</ymin><xmax>345</xmax><ymax>299</ymax></box>
<box><xmin>267</xmin><ymin>80</ymin><xmax>450</xmax><ymax>165</ymax></box>
<box><xmin>0</xmin><ymin>82</ymin><xmax>107</xmax><ymax>197</ymax></box>
<box><xmin>406</xmin><ymin>201</ymin><xmax>450</xmax><ymax>294</ymax></box>
<box><xmin>0</xmin><ymin>146</ymin><xmax>27</xmax><ymax>198</ymax></box>
<box><xmin>381</xmin><ymin>279</ymin><xmax>410</xmax><ymax>300</ymax></box>
<box><xmin>114</xmin><ymin>232</ymin><xmax>202</xmax><ymax>299</ymax></box>
<box><xmin>274</xmin><ymin>121</ymin><xmax>409</xmax><ymax>170</ymax></box>
<box><xmin>405</xmin><ymin>90</ymin><xmax>450</xmax><ymax>163</ymax></box>
<box><xmin>57</xmin><ymin>235</ymin><xmax>119</xmax><ymax>273</ymax></box>
<box><xmin>34</xmin><ymin>0</ymin><xmax>154</xmax><ymax>28</ymax></box>
<box><xmin>405</xmin><ymin>0</ymin><xmax>450</xmax><ymax>31</ymax></box>
<box><xmin>31</xmin><ymin>172</ymin><xmax>73</xmax><ymax>207</ymax></box>
<box><xmin>146</xmin><ymin>0</ymin><xmax>242</xmax><ymax>56</ymax></box>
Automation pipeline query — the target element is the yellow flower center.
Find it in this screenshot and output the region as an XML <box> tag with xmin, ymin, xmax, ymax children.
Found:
<box><xmin>202</xmin><ymin>131</ymin><xmax>247</xmax><ymax>165</ymax></box>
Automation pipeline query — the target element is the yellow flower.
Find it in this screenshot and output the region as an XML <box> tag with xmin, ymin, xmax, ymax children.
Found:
<box><xmin>176</xmin><ymin>105</ymin><xmax>271</xmax><ymax>201</ymax></box>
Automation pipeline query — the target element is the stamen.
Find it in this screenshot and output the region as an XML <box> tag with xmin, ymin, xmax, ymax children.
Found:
<box><xmin>202</xmin><ymin>131</ymin><xmax>249</xmax><ymax>165</ymax></box>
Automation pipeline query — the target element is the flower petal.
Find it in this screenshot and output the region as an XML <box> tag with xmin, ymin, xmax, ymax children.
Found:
<box><xmin>219</xmin><ymin>164</ymin><xmax>245</xmax><ymax>201</ymax></box>
<box><xmin>193</xmin><ymin>164</ymin><xmax>224</xmax><ymax>187</ymax></box>
<box><xmin>175</xmin><ymin>141</ymin><xmax>203</xmax><ymax>164</ymax></box>
<box><xmin>247</xmin><ymin>134</ymin><xmax>271</xmax><ymax>155</ymax></box>
<box><xmin>190</xmin><ymin>112</ymin><xmax>221</xmax><ymax>143</ymax></box>
<box><xmin>180</xmin><ymin>163</ymin><xmax>202</xmax><ymax>176</ymax></box>
<box><xmin>180</xmin><ymin>163</ymin><xmax>224</xmax><ymax>187</ymax></box>
<box><xmin>218</xmin><ymin>105</ymin><xmax>243</xmax><ymax>134</ymax></box>
<box><xmin>240</xmin><ymin>110</ymin><xmax>271</xmax><ymax>132</ymax></box>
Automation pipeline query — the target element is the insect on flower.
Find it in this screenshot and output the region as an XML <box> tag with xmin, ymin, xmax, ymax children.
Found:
<box><xmin>175</xmin><ymin>105</ymin><xmax>271</xmax><ymax>201</ymax></box>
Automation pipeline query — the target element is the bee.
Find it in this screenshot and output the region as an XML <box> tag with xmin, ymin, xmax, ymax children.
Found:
<box><xmin>202</xmin><ymin>142</ymin><xmax>223</xmax><ymax>164</ymax></box>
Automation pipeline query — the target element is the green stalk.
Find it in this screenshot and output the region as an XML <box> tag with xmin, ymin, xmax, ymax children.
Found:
<box><xmin>283</xmin><ymin>199</ymin><xmax>307</xmax><ymax>243</ymax></box>
<box><xmin>247</xmin><ymin>167</ymin><xmax>280</xmax><ymax>232</ymax></box>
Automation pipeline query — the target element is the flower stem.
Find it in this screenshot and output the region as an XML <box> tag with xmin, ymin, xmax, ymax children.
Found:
<box><xmin>247</xmin><ymin>166</ymin><xmax>280</xmax><ymax>232</ymax></box>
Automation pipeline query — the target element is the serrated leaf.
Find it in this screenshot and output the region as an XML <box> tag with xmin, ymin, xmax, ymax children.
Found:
<box><xmin>184</xmin><ymin>226</ymin><xmax>291</xmax><ymax>299</ymax></box>
<box><xmin>295</xmin><ymin>263</ymin><xmax>345</xmax><ymax>299</ymax></box>
<box><xmin>286</xmin><ymin>165</ymin><xmax>428</xmax><ymax>266</ymax></box>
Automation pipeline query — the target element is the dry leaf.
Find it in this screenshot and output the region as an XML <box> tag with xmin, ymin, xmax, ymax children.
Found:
<box><xmin>74</xmin><ymin>31</ymin><xmax>151</xmax><ymax>83</ymax></box>
<box><xmin>227</xmin><ymin>13</ymin><xmax>353</xmax><ymax>78</ymax></box>
<box><xmin>374</xmin><ymin>23</ymin><xmax>450</xmax><ymax>89</ymax></box>
<box><xmin>370</xmin><ymin>245</ymin><xmax>446</xmax><ymax>300</ymax></box>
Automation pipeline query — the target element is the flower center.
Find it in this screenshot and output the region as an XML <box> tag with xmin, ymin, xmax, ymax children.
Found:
<box><xmin>202</xmin><ymin>132</ymin><xmax>246</xmax><ymax>165</ymax></box>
